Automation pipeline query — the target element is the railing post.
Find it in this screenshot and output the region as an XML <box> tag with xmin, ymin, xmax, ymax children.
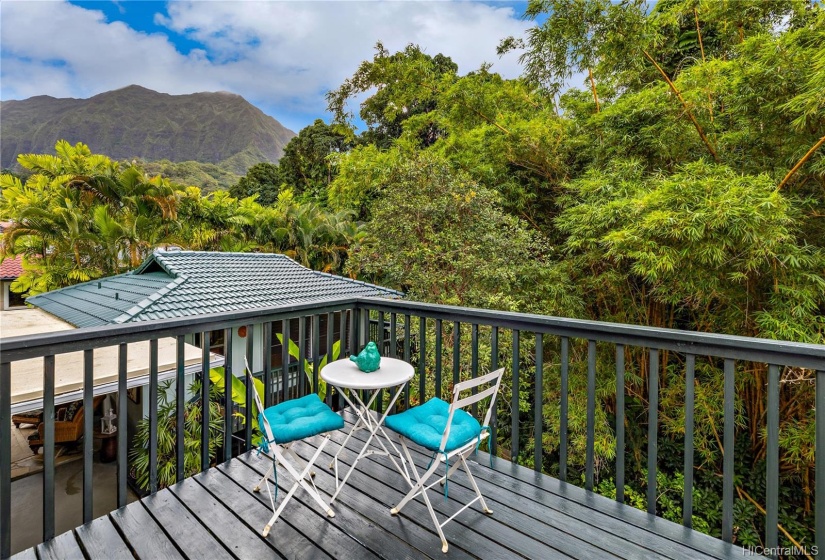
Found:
<box><xmin>298</xmin><ymin>317</ymin><xmax>307</xmax><ymax>396</ymax></box>
<box><xmin>389</xmin><ymin>313</ymin><xmax>397</xmax><ymax>359</ymax></box>
<box><xmin>435</xmin><ymin>319</ymin><xmax>442</xmax><ymax>400</ymax></box>
<box><xmin>453</xmin><ymin>321</ymin><xmax>461</xmax><ymax>389</ymax></box>
<box><xmin>511</xmin><ymin>329</ymin><xmax>520</xmax><ymax>464</ymax></box>
<box><xmin>401</xmin><ymin>315</ymin><xmax>410</xmax><ymax>406</ymax></box>
<box><xmin>1</xmin><ymin>361</ymin><xmax>11</xmax><ymax>559</ymax></box>
<box><xmin>534</xmin><ymin>333</ymin><xmax>543</xmax><ymax>473</ymax></box>
<box><xmin>765</xmin><ymin>364</ymin><xmax>779</xmax><ymax>556</ymax></box>
<box><xmin>683</xmin><ymin>354</ymin><xmax>695</xmax><ymax>527</ymax></box>
<box><xmin>264</xmin><ymin>323</ymin><xmax>272</xmax><ymax>408</ymax></box>
<box><xmin>327</xmin><ymin>312</ymin><xmax>336</xmax><ymax>407</ymax></box>
<box><xmin>419</xmin><ymin>317</ymin><xmax>427</xmax><ymax>405</ymax></box>
<box><xmin>722</xmin><ymin>359</ymin><xmax>735</xmax><ymax>542</ymax></box>
<box><xmin>82</xmin><ymin>349</ymin><xmax>94</xmax><ymax>524</ymax></box>
<box><xmin>816</xmin><ymin>370</ymin><xmax>824</xmax><ymax>554</ymax></box>
<box><xmin>559</xmin><ymin>337</ymin><xmax>569</xmax><ymax>482</ymax></box>
<box><xmin>376</xmin><ymin>310</ymin><xmax>385</xmax><ymax>414</ymax></box>
<box><xmin>148</xmin><ymin>340</ymin><xmax>159</xmax><ymax>494</ymax></box>
<box><xmin>281</xmin><ymin>319</ymin><xmax>290</xmax><ymax>402</ymax></box>
<box><xmin>646</xmin><ymin>348</ymin><xmax>659</xmax><ymax>515</ymax></box>
<box><xmin>42</xmin><ymin>355</ymin><xmax>55</xmax><ymax>541</ymax></box>
<box><xmin>223</xmin><ymin>329</ymin><xmax>234</xmax><ymax>464</ymax></box>
<box><xmin>491</xmin><ymin>326</ymin><xmax>499</xmax><ymax>460</ymax></box>
<box><xmin>313</xmin><ymin>316</ymin><xmax>321</xmax><ymax>396</ymax></box>
<box><xmin>586</xmin><ymin>341</ymin><xmax>596</xmax><ymax>491</ymax></box>
<box><xmin>247</xmin><ymin>325</ymin><xmax>255</xmax><ymax>449</ymax></box>
<box><xmin>471</xmin><ymin>324</ymin><xmax>479</xmax><ymax>417</ymax></box>
<box><xmin>118</xmin><ymin>343</ymin><xmax>128</xmax><ymax>505</ymax></box>
<box><xmin>615</xmin><ymin>345</ymin><xmax>625</xmax><ymax>504</ymax></box>
<box><xmin>201</xmin><ymin>332</ymin><xmax>210</xmax><ymax>473</ymax></box>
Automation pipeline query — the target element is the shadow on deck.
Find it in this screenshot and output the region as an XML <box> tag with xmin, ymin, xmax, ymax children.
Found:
<box><xmin>13</xmin><ymin>412</ymin><xmax>751</xmax><ymax>559</ymax></box>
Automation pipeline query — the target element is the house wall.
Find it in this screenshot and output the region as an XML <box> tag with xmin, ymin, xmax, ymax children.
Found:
<box><xmin>2</xmin><ymin>281</ymin><xmax>26</xmax><ymax>309</ymax></box>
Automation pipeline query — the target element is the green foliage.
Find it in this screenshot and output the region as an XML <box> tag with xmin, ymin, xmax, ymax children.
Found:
<box><xmin>208</xmin><ymin>366</ymin><xmax>266</xmax><ymax>445</ymax></box>
<box><xmin>229</xmin><ymin>162</ymin><xmax>281</xmax><ymax>205</ymax></box>
<box><xmin>327</xmin><ymin>43</ymin><xmax>457</xmax><ymax>149</ymax></box>
<box><xmin>129</xmin><ymin>379</ymin><xmax>223</xmax><ymax>492</ymax></box>
<box><xmin>142</xmin><ymin>159</ymin><xmax>241</xmax><ymax>193</ymax></box>
<box><xmin>557</xmin><ymin>160</ymin><xmax>825</xmax><ymax>338</ymax></box>
<box><xmin>1</xmin><ymin>141</ymin><xmax>363</xmax><ymax>294</ymax></box>
<box><xmin>274</xmin><ymin>335</ymin><xmax>341</xmax><ymax>401</ymax></box>
<box><xmin>278</xmin><ymin>119</ymin><xmax>353</xmax><ymax>203</ymax></box>
<box><xmin>345</xmin><ymin>150</ymin><xmax>581</xmax><ymax>315</ymax></box>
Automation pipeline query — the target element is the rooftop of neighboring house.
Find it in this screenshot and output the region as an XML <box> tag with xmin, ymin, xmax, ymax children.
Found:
<box><xmin>27</xmin><ymin>250</ymin><xmax>402</xmax><ymax>328</ymax></box>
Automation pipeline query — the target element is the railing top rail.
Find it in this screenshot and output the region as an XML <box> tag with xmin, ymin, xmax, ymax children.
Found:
<box><xmin>356</xmin><ymin>298</ymin><xmax>825</xmax><ymax>370</ymax></box>
<box><xmin>2</xmin><ymin>295</ymin><xmax>823</xmax><ymax>369</ymax></box>
<box><xmin>0</xmin><ymin>297</ymin><xmax>358</xmax><ymax>362</ymax></box>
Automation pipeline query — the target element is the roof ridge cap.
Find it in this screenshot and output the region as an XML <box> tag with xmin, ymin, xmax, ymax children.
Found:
<box><xmin>311</xmin><ymin>269</ymin><xmax>404</xmax><ymax>297</ymax></box>
<box><xmin>113</xmin><ymin>275</ymin><xmax>188</xmax><ymax>323</ymax></box>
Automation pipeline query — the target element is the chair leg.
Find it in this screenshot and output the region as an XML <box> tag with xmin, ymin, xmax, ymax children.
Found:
<box><xmin>297</xmin><ymin>437</ymin><xmax>335</xmax><ymax>516</ymax></box>
<box><xmin>262</xmin><ymin>480</ymin><xmax>301</xmax><ymax>537</ymax></box>
<box><xmin>284</xmin><ymin>445</ymin><xmax>315</xmax><ymax>479</ymax></box>
<box><xmin>390</xmin><ymin>439</ymin><xmax>449</xmax><ymax>553</ymax></box>
<box><xmin>253</xmin><ymin>462</ymin><xmax>274</xmax><ymax>493</ymax></box>
<box><xmin>262</xmin><ymin>436</ymin><xmax>335</xmax><ymax>537</ymax></box>
<box><xmin>460</xmin><ymin>454</ymin><xmax>492</xmax><ymax>514</ymax></box>
<box><xmin>390</xmin><ymin>439</ymin><xmax>434</xmax><ymax>514</ymax></box>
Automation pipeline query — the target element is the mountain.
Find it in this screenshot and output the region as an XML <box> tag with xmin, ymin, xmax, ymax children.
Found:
<box><xmin>0</xmin><ymin>85</ymin><xmax>296</xmax><ymax>180</ymax></box>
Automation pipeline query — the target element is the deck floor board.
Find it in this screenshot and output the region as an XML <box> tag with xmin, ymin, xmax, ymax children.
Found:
<box><xmin>339</xmin><ymin>413</ymin><xmax>711</xmax><ymax>560</ymax></box>
<box><xmin>11</xmin><ymin>409</ymin><xmax>752</xmax><ymax>560</ymax></box>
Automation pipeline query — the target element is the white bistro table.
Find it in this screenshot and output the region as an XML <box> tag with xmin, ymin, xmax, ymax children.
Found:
<box><xmin>321</xmin><ymin>357</ymin><xmax>414</xmax><ymax>503</ymax></box>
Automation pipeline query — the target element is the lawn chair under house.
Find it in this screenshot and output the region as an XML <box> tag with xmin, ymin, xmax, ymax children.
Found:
<box><xmin>245</xmin><ymin>360</ymin><xmax>344</xmax><ymax>537</ymax></box>
<box><xmin>384</xmin><ymin>367</ymin><xmax>506</xmax><ymax>553</ymax></box>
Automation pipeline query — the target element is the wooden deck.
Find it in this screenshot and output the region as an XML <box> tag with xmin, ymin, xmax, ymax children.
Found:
<box><xmin>13</xmin><ymin>412</ymin><xmax>749</xmax><ymax>559</ymax></box>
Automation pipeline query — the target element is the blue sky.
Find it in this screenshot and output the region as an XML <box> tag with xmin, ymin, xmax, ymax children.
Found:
<box><xmin>1</xmin><ymin>1</ymin><xmax>538</xmax><ymax>134</ymax></box>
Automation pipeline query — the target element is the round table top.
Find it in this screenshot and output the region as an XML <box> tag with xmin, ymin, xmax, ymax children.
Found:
<box><xmin>321</xmin><ymin>357</ymin><xmax>414</xmax><ymax>390</ymax></box>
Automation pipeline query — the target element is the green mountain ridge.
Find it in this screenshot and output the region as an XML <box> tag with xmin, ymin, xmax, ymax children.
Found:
<box><xmin>0</xmin><ymin>85</ymin><xmax>296</xmax><ymax>186</ymax></box>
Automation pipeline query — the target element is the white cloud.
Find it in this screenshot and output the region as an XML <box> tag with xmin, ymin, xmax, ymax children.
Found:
<box><xmin>0</xmin><ymin>1</ymin><xmax>528</xmax><ymax>131</ymax></box>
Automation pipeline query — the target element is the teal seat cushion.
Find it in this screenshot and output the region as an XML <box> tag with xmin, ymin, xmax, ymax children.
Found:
<box><xmin>259</xmin><ymin>393</ymin><xmax>344</xmax><ymax>446</ymax></box>
<box><xmin>384</xmin><ymin>398</ymin><xmax>481</xmax><ymax>453</ymax></box>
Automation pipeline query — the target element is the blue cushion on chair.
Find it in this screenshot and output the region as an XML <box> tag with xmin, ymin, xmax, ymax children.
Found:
<box><xmin>384</xmin><ymin>398</ymin><xmax>481</xmax><ymax>453</ymax></box>
<box><xmin>259</xmin><ymin>394</ymin><xmax>344</xmax><ymax>445</ymax></box>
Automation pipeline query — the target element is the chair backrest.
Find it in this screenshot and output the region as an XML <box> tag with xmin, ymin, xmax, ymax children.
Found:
<box><xmin>439</xmin><ymin>367</ymin><xmax>505</xmax><ymax>453</ymax></box>
<box><xmin>244</xmin><ymin>358</ymin><xmax>276</xmax><ymax>446</ymax></box>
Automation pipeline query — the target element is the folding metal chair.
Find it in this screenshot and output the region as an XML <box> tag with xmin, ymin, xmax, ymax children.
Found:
<box><xmin>245</xmin><ymin>361</ymin><xmax>344</xmax><ymax>537</ymax></box>
<box><xmin>384</xmin><ymin>367</ymin><xmax>505</xmax><ymax>553</ymax></box>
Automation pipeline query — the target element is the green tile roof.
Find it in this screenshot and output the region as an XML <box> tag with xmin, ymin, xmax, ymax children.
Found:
<box><xmin>28</xmin><ymin>251</ymin><xmax>402</xmax><ymax>328</ymax></box>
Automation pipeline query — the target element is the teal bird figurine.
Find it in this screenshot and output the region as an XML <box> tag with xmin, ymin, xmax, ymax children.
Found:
<box><xmin>350</xmin><ymin>341</ymin><xmax>381</xmax><ymax>372</ymax></box>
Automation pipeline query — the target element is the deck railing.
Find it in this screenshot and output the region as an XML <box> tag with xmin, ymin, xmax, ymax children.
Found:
<box><xmin>1</xmin><ymin>296</ymin><xmax>824</xmax><ymax>558</ymax></box>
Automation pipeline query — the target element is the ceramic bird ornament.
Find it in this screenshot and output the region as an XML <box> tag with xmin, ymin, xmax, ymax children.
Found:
<box><xmin>350</xmin><ymin>341</ymin><xmax>381</xmax><ymax>372</ymax></box>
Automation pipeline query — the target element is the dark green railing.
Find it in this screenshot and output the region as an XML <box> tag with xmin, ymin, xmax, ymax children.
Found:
<box><xmin>1</xmin><ymin>296</ymin><xmax>823</xmax><ymax>558</ymax></box>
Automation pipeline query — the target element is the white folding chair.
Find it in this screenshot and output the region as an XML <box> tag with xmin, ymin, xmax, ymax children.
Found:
<box><xmin>384</xmin><ymin>367</ymin><xmax>505</xmax><ymax>553</ymax></box>
<box><xmin>245</xmin><ymin>360</ymin><xmax>344</xmax><ymax>537</ymax></box>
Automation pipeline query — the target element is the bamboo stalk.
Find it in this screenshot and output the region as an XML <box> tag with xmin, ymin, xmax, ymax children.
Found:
<box><xmin>588</xmin><ymin>68</ymin><xmax>600</xmax><ymax>113</ymax></box>
<box><xmin>642</xmin><ymin>49</ymin><xmax>719</xmax><ymax>162</ymax></box>
<box><xmin>777</xmin><ymin>134</ymin><xmax>825</xmax><ymax>191</ymax></box>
